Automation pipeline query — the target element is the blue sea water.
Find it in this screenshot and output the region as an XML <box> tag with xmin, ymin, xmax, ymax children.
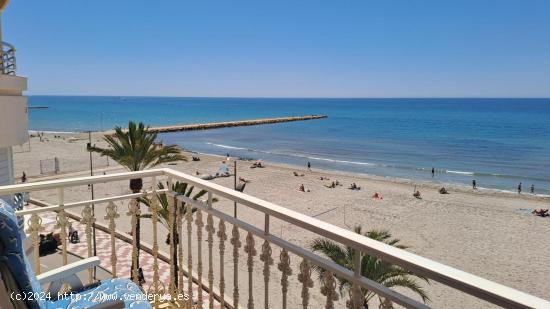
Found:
<box><xmin>28</xmin><ymin>96</ymin><xmax>550</xmax><ymax>195</ymax></box>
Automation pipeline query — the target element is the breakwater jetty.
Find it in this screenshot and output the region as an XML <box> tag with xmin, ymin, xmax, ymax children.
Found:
<box><xmin>144</xmin><ymin>115</ymin><xmax>327</xmax><ymax>133</ymax></box>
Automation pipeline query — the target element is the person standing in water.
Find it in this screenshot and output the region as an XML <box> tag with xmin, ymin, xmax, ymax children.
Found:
<box><xmin>530</xmin><ymin>184</ymin><xmax>535</xmax><ymax>194</ymax></box>
<box><xmin>431</xmin><ymin>167</ymin><xmax>435</xmax><ymax>178</ymax></box>
<box><xmin>517</xmin><ymin>182</ymin><xmax>522</xmax><ymax>194</ymax></box>
<box><xmin>472</xmin><ymin>179</ymin><xmax>477</xmax><ymax>189</ymax></box>
<box><xmin>307</xmin><ymin>161</ymin><xmax>311</xmax><ymax>171</ymax></box>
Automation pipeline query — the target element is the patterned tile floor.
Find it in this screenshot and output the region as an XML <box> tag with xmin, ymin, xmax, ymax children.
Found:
<box><xmin>27</xmin><ymin>206</ymin><xmax>221</xmax><ymax>308</ymax></box>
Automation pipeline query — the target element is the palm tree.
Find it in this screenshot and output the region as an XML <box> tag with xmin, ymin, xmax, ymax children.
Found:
<box><xmin>311</xmin><ymin>227</ymin><xmax>429</xmax><ymax>308</ymax></box>
<box><xmin>90</xmin><ymin>121</ymin><xmax>187</xmax><ymax>279</ymax></box>
<box><xmin>139</xmin><ymin>181</ymin><xmax>217</xmax><ymax>288</ymax></box>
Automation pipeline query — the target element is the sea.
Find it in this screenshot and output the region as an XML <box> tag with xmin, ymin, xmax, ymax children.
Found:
<box><xmin>28</xmin><ymin>96</ymin><xmax>550</xmax><ymax>195</ymax></box>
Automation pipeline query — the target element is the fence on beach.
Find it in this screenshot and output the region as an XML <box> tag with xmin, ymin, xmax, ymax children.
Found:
<box><xmin>39</xmin><ymin>158</ymin><xmax>59</xmax><ymax>174</ymax></box>
<box><xmin>39</xmin><ymin>156</ymin><xmax>110</xmax><ymax>175</ymax></box>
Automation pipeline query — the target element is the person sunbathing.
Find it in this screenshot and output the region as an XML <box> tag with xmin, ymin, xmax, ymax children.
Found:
<box><xmin>413</xmin><ymin>190</ymin><xmax>422</xmax><ymax>199</ymax></box>
<box><xmin>532</xmin><ymin>209</ymin><xmax>549</xmax><ymax>217</ymax></box>
<box><xmin>200</xmin><ymin>174</ymin><xmax>215</xmax><ymax>180</ymax></box>
<box><xmin>293</xmin><ymin>171</ymin><xmax>305</xmax><ymax>177</ymax></box>
<box><xmin>439</xmin><ymin>187</ymin><xmax>449</xmax><ymax>194</ymax></box>
<box><xmin>372</xmin><ymin>192</ymin><xmax>383</xmax><ymax>199</ymax></box>
<box><xmin>239</xmin><ymin>176</ymin><xmax>249</xmax><ymax>183</ymax></box>
<box><xmin>348</xmin><ymin>183</ymin><xmax>361</xmax><ymax>190</ymax></box>
<box><xmin>250</xmin><ymin>160</ymin><xmax>265</xmax><ymax>168</ymax></box>
<box><xmin>325</xmin><ymin>181</ymin><xmax>336</xmax><ymax>188</ymax></box>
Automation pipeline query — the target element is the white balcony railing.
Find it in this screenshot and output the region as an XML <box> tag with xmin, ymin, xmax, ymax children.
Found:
<box><xmin>1</xmin><ymin>168</ymin><xmax>549</xmax><ymax>308</ymax></box>
<box><xmin>1</xmin><ymin>41</ymin><xmax>16</xmax><ymax>75</ymax></box>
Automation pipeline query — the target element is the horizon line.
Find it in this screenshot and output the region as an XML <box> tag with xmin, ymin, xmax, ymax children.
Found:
<box><xmin>27</xmin><ymin>94</ymin><xmax>550</xmax><ymax>100</ymax></box>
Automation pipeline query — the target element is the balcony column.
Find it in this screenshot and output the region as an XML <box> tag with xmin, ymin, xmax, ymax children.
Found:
<box><xmin>0</xmin><ymin>74</ymin><xmax>27</xmax><ymax>204</ymax></box>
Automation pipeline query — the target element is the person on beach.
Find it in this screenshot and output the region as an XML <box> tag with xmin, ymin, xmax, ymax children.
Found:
<box><xmin>530</xmin><ymin>184</ymin><xmax>535</xmax><ymax>194</ymax></box>
<box><xmin>517</xmin><ymin>182</ymin><xmax>522</xmax><ymax>194</ymax></box>
<box><xmin>21</xmin><ymin>172</ymin><xmax>29</xmax><ymax>205</ymax></box>
<box><xmin>298</xmin><ymin>184</ymin><xmax>306</xmax><ymax>192</ymax></box>
<box><xmin>472</xmin><ymin>179</ymin><xmax>477</xmax><ymax>190</ymax></box>
<box><xmin>307</xmin><ymin>161</ymin><xmax>311</xmax><ymax>170</ymax></box>
<box><xmin>251</xmin><ymin>160</ymin><xmax>264</xmax><ymax>168</ymax></box>
<box><xmin>431</xmin><ymin>167</ymin><xmax>435</xmax><ymax>178</ymax></box>
<box><xmin>324</xmin><ymin>181</ymin><xmax>338</xmax><ymax>189</ymax></box>
<box><xmin>532</xmin><ymin>209</ymin><xmax>549</xmax><ymax>217</ymax></box>
<box><xmin>413</xmin><ymin>190</ymin><xmax>422</xmax><ymax>199</ymax></box>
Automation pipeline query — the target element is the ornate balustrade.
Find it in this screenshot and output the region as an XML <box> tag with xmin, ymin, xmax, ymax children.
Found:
<box><xmin>0</xmin><ymin>168</ymin><xmax>548</xmax><ymax>308</ymax></box>
<box><xmin>1</xmin><ymin>41</ymin><xmax>16</xmax><ymax>75</ymax></box>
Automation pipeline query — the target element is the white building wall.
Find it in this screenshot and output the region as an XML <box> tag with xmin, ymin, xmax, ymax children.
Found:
<box><xmin>0</xmin><ymin>75</ymin><xmax>28</xmax><ymax>147</ymax></box>
<box><xmin>0</xmin><ymin>146</ymin><xmax>14</xmax><ymax>203</ymax></box>
<box><xmin>0</xmin><ymin>74</ymin><xmax>27</xmax><ymax>206</ymax></box>
<box><xmin>0</xmin><ymin>147</ymin><xmax>13</xmax><ymax>185</ymax></box>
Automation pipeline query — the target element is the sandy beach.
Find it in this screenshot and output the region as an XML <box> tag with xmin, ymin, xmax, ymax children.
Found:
<box><xmin>13</xmin><ymin>132</ymin><xmax>550</xmax><ymax>308</ymax></box>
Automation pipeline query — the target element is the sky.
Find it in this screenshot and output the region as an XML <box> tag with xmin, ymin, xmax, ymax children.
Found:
<box><xmin>4</xmin><ymin>0</ymin><xmax>550</xmax><ymax>97</ymax></box>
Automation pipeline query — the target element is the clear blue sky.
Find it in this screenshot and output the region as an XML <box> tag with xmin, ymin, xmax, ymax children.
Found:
<box><xmin>4</xmin><ymin>0</ymin><xmax>550</xmax><ymax>97</ymax></box>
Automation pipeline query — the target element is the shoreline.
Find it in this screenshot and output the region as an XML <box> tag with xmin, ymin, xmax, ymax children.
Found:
<box><xmin>189</xmin><ymin>149</ymin><xmax>550</xmax><ymax>201</ymax></box>
<box><xmin>23</xmin><ymin>130</ymin><xmax>550</xmax><ymax>200</ymax></box>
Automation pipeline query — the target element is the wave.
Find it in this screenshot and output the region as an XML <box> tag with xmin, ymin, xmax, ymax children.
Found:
<box><xmin>206</xmin><ymin>142</ymin><xmax>377</xmax><ymax>166</ymax></box>
<box><xmin>302</xmin><ymin>156</ymin><xmax>376</xmax><ymax>166</ymax></box>
<box><xmin>474</xmin><ymin>187</ymin><xmax>550</xmax><ymax>198</ymax></box>
<box><xmin>205</xmin><ymin>142</ymin><xmax>249</xmax><ymax>151</ymax></box>
<box><xmin>446</xmin><ymin>170</ymin><xmax>474</xmax><ymax>176</ymax></box>
<box><xmin>203</xmin><ymin>142</ymin><xmax>550</xmax><ymax>184</ymax></box>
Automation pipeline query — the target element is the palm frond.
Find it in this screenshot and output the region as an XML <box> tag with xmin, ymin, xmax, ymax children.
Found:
<box><xmin>140</xmin><ymin>180</ymin><xmax>216</xmax><ymax>231</ymax></box>
<box><xmin>310</xmin><ymin>226</ymin><xmax>430</xmax><ymax>306</ymax></box>
<box><xmin>382</xmin><ymin>277</ymin><xmax>431</xmax><ymax>303</ymax></box>
<box><xmin>89</xmin><ymin>121</ymin><xmax>187</xmax><ymax>172</ymax></box>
